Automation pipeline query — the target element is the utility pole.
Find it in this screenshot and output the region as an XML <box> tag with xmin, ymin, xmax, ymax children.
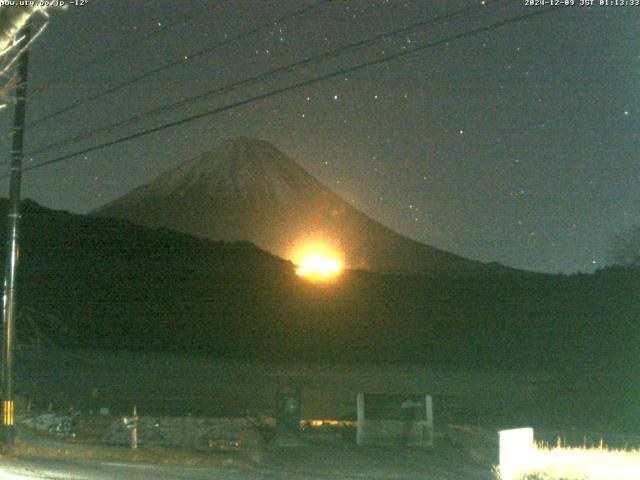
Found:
<box><xmin>2</xmin><ymin>23</ymin><xmax>30</xmax><ymax>446</ymax></box>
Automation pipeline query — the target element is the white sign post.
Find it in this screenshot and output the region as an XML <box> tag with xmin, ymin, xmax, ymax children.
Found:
<box><xmin>499</xmin><ymin>427</ymin><xmax>535</xmax><ymax>480</ymax></box>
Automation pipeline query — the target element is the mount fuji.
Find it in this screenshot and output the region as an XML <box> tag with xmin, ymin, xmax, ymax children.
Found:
<box><xmin>95</xmin><ymin>137</ymin><xmax>492</xmax><ymax>274</ymax></box>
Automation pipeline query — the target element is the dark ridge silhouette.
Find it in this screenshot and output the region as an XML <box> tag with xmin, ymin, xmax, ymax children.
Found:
<box><xmin>1</xmin><ymin>199</ymin><xmax>638</xmax><ymax>379</ymax></box>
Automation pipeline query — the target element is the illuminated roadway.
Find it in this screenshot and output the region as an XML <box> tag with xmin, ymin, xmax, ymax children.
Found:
<box><xmin>0</xmin><ymin>457</ymin><xmax>303</xmax><ymax>479</ymax></box>
<box><xmin>0</xmin><ymin>444</ymin><xmax>494</xmax><ymax>479</ymax></box>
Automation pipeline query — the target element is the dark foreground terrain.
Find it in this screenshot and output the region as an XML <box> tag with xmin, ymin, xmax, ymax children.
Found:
<box><xmin>14</xmin><ymin>346</ymin><xmax>640</xmax><ymax>435</ymax></box>
<box><xmin>7</xmin><ymin>199</ymin><xmax>640</xmax><ymax>376</ymax></box>
<box><xmin>2</xmin><ymin>199</ymin><xmax>637</xmax><ymax>440</ymax></box>
<box><xmin>7</xmin><ymin>345</ymin><xmax>640</xmax><ymax>479</ymax></box>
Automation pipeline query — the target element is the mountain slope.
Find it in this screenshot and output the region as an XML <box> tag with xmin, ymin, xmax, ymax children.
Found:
<box><xmin>95</xmin><ymin>137</ymin><xmax>489</xmax><ymax>274</ymax></box>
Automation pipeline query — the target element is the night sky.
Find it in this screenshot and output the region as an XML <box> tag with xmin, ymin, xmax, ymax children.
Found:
<box><xmin>0</xmin><ymin>0</ymin><xmax>638</xmax><ymax>274</ymax></box>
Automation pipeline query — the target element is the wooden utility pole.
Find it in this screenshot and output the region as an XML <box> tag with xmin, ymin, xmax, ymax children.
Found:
<box><xmin>2</xmin><ymin>22</ymin><xmax>30</xmax><ymax>446</ymax></box>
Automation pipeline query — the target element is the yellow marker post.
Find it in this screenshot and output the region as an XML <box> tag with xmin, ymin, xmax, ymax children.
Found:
<box><xmin>3</xmin><ymin>400</ymin><xmax>14</xmax><ymax>427</ymax></box>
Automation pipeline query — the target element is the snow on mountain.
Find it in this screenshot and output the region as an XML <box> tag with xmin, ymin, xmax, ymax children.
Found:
<box><xmin>95</xmin><ymin>137</ymin><xmax>487</xmax><ymax>274</ymax></box>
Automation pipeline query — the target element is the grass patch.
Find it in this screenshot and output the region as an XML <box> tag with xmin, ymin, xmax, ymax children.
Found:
<box><xmin>497</xmin><ymin>441</ymin><xmax>640</xmax><ymax>480</ymax></box>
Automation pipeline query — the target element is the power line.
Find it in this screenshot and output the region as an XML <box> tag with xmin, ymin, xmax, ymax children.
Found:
<box><xmin>11</xmin><ymin>5</ymin><xmax>565</xmax><ymax>179</ymax></box>
<box><xmin>60</xmin><ymin>12</ymin><xmax>205</xmax><ymax>72</ymax></box>
<box><xmin>29</xmin><ymin>7</ymin><xmax>211</xmax><ymax>95</ymax></box>
<box><xmin>21</xmin><ymin>5</ymin><xmax>562</xmax><ymax>173</ymax></box>
<box><xmin>28</xmin><ymin>0</ymin><xmax>337</xmax><ymax>128</ymax></box>
<box><xmin>26</xmin><ymin>0</ymin><xmax>511</xmax><ymax>157</ymax></box>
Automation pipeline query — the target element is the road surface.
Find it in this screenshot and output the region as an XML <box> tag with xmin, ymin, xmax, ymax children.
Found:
<box><xmin>0</xmin><ymin>444</ymin><xmax>495</xmax><ymax>479</ymax></box>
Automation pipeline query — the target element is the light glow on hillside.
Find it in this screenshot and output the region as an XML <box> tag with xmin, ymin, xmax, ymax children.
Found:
<box><xmin>291</xmin><ymin>240</ymin><xmax>344</xmax><ymax>281</ymax></box>
<box><xmin>295</xmin><ymin>254</ymin><xmax>342</xmax><ymax>279</ymax></box>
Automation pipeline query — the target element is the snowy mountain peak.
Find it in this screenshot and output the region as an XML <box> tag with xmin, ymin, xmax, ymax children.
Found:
<box><xmin>96</xmin><ymin>138</ymin><xmax>485</xmax><ymax>274</ymax></box>
<box><xmin>136</xmin><ymin>137</ymin><xmax>320</xmax><ymax>202</ymax></box>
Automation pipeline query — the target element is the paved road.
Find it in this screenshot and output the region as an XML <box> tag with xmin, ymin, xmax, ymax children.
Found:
<box><xmin>0</xmin><ymin>444</ymin><xmax>495</xmax><ymax>480</ymax></box>
<box><xmin>1</xmin><ymin>457</ymin><xmax>302</xmax><ymax>480</ymax></box>
<box><xmin>0</xmin><ymin>457</ymin><xmax>256</xmax><ymax>479</ymax></box>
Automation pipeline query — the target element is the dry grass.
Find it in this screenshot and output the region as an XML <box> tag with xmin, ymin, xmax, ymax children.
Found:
<box><xmin>497</xmin><ymin>441</ymin><xmax>640</xmax><ymax>480</ymax></box>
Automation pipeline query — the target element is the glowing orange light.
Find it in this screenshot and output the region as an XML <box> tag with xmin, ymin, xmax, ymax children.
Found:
<box><xmin>289</xmin><ymin>236</ymin><xmax>344</xmax><ymax>281</ymax></box>
<box><xmin>295</xmin><ymin>253</ymin><xmax>342</xmax><ymax>279</ymax></box>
